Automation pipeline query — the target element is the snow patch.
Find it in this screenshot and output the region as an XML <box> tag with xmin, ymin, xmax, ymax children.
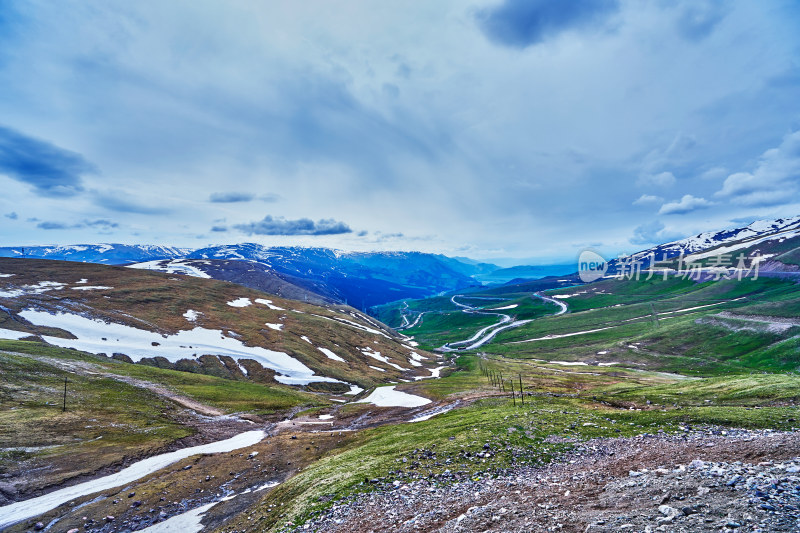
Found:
<box><xmin>0</xmin><ymin>281</ymin><xmax>65</xmax><ymax>298</ymax></box>
<box><xmin>344</xmin><ymin>384</ymin><xmax>364</xmax><ymax>395</ymax></box>
<box><xmin>356</xmin><ymin>386</ymin><xmax>431</xmax><ymax>408</ymax></box>
<box><xmin>0</xmin><ymin>328</ymin><xmax>32</xmax><ymax>340</ymax></box>
<box><xmin>318</xmin><ymin>347</ymin><xmax>346</xmax><ymax>362</ymax></box>
<box><xmin>265</xmin><ymin>323</ymin><xmax>284</xmax><ymax>331</ymax></box>
<box><xmin>19</xmin><ymin>310</ymin><xmax>339</xmax><ymax>385</ymax></box>
<box><xmin>0</xmin><ymin>431</ymin><xmax>265</xmax><ymax>530</ymax></box>
<box><xmin>490</xmin><ymin>304</ymin><xmax>518</xmax><ymax>310</ymax></box>
<box><xmin>128</xmin><ymin>259</ymin><xmax>211</xmax><ymax>279</ymax></box>
<box><xmin>227</xmin><ymin>298</ymin><xmax>252</xmax><ymax>308</ymax></box>
<box><xmin>255</xmin><ymin>298</ymin><xmax>285</xmax><ymax>311</ymax></box>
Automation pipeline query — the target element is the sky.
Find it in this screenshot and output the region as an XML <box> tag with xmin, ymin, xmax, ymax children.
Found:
<box><xmin>0</xmin><ymin>0</ymin><xmax>799</xmax><ymax>265</ymax></box>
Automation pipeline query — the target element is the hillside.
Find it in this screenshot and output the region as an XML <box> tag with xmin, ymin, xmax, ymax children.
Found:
<box><xmin>0</xmin><ymin>258</ymin><xmax>439</xmax><ymax>389</ymax></box>
<box><xmin>0</xmin><ymin>244</ymin><xmax>493</xmax><ymax>308</ymax></box>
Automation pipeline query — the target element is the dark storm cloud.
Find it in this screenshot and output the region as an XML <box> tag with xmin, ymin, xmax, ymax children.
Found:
<box><xmin>234</xmin><ymin>215</ymin><xmax>352</xmax><ymax>236</ymax></box>
<box><xmin>0</xmin><ymin>124</ymin><xmax>94</xmax><ymax>197</ymax></box>
<box><xmin>476</xmin><ymin>0</ymin><xmax>619</xmax><ymax>49</ymax></box>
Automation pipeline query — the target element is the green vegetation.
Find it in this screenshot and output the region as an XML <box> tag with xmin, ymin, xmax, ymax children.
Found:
<box><xmin>0</xmin><ymin>340</ymin><xmax>321</xmax><ymax>414</ymax></box>
<box><xmin>238</xmin><ymin>353</ymin><xmax>800</xmax><ymax>531</ymax></box>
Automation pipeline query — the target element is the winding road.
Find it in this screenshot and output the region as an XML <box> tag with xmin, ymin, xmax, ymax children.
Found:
<box><xmin>438</xmin><ymin>293</ymin><xmax>568</xmax><ymax>352</ymax></box>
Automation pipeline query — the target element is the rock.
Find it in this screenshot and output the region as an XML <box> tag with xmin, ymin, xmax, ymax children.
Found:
<box><xmin>33</xmin><ymin>522</ymin><xmax>45</xmax><ymax>531</ymax></box>
<box><xmin>658</xmin><ymin>505</ymin><xmax>678</xmax><ymax>517</ymax></box>
<box><xmin>105</xmin><ymin>515</ymin><xmax>115</xmax><ymax>522</ymax></box>
<box><xmin>727</xmin><ymin>475</ymin><xmax>742</xmax><ymax>486</ymax></box>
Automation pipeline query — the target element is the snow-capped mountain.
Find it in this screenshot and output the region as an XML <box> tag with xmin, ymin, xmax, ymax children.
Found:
<box><xmin>0</xmin><ymin>243</ymin><xmax>492</xmax><ymax>308</ymax></box>
<box><xmin>630</xmin><ymin>216</ymin><xmax>800</xmax><ymax>262</ymax></box>
<box><xmin>186</xmin><ymin>244</ymin><xmax>485</xmax><ymax>309</ymax></box>
<box><xmin>0</xmin><ymin>244</ymin><xmax>191</xmax><ymax>264</ymax></box>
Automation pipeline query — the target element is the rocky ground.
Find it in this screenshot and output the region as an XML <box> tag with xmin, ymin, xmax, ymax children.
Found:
<box><xmin>296</xmin><ymin>427</ymin><xmax>800</xmax><ymax>532</ymax></box>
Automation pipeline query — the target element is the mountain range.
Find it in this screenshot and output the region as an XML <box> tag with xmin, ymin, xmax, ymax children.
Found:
<box><xmin>1</xmin><ymin>215</ymin><xmax>798</xmax><ymax>310</ymax></box>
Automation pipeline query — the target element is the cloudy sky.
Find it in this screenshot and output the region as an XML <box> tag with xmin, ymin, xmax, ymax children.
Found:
<box><xmin>1</xmin><ymin>0</ymin><xmax>799</xmax><ymax>264</ymax></box>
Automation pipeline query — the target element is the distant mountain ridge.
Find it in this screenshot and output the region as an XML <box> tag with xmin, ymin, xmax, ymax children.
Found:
<box><xmin>0</xmin><ymin>243</ymin><xmax>495</xmax><ymax>309</ymax></box>
<box><xmin>0</xmin><ymin>244</ymin><xmax>190</xmax><ymax>264</ymax></box>
<box><xmin>631</xmin><ymin>215</ymin><xmax>800</xmax><ymax>263</ymax></box>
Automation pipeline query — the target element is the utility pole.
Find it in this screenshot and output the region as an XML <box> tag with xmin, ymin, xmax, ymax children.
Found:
<box><xmin>650</xmin><ymin>303</ymin><xmax>660</xmax><ymax>328</ymax></box>
<box><xmin>519</xmin><ymin>374</ymin><xmax>524</xmax><ymax>405</ymax></box>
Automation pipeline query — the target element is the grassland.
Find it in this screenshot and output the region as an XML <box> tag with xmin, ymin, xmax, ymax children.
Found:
<box><xmin>0</xmin><ymin>338</ymin><xmax>323</xmax><ymax>499</ymax></box>
<box><xmin>227</xmin><ymin>353</ymin><xmax>800</xmax><ymax>531</ymax></box>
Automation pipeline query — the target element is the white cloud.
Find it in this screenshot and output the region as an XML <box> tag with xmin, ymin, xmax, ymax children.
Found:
<box><xmin>630</xmin><ymin>220</ymin><xmax>684</xmax><ymax>246</ymax></box>
<box><xmin>637</xmin><ymin>171</ymin><xmax>676</xmax><ymax>188</ymax></box>
<box><xmin>715</xmin><ymin>131</ymin><xmax>800</xmax><ymax>207</ymax></box>
<box><xmin>633</xmin><ymin>194</ymin><xmax>662</xmax><ymax>205</ymax></box>
<box><xmin>658</xmin><ymin>194</ymin><xmax>713</xmax><ymax>215</ymax></box>
<box><xmin>699</xmin><ymin>166</ymin><xmax>727</xmax><ymax>180</ymax></box>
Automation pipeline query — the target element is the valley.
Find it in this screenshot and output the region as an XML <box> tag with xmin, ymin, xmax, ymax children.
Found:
<box><xmin>1</xmin><ymin>217</ymin><xmax>800</xmax><ymax>532</ymax></box>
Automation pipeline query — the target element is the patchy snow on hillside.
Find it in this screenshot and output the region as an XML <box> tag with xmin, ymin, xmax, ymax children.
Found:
<box><xmin>71</xmin><ymin>285</ymin><xmax>113</xmax><ymax>291</ymax></box>
<box><xmin>345</xmin><ymin>384</ymin><xmax>364</xmax><ymax>395</ymax></box>
<box><xmin>183</xmin><ymin>309</ymin><xmax>200</xmax><ymax>322</ymax></box>
<box><xmin>265</xmin><ymin>323</ymin><xmax>284</xmax><ymax>331</ymax></box>
<box><xmin>301</xmin><ymin>335</ymin><xmax>313</xmax><ymax>344</ymax></box>
<box><xmin>311</xmin><ymin>313</ymin><xmax>390</xmax><ymax>338</ymax></box>
<box><xmin>0</xmin><ymin>281</ymin><xmax>65</xmax><ymax>298</ymax></box>
<box><xmin>409</xmin><ymin>351</ymin><xmax>427</xmax><ymax>361</ymax></box>
<box><xmin>0</xmin><ymin>430</ymin><xmax>266</xmax><ymax>530</ymax></box>
<box><xmin>255</xmin><ymin>298</ymin><xmax>285</xmax><ymax>311</ymax></box>
<box><xmin>318</xmin><ymin>347</ymin><xmax>346</xmax><ymax>362</ymax></box>
<box><xmin>491</xmin><ymin>304</ymin><xmax>518</xmax><ymax>310</ymax></box>
<box><xmin>128</xmin><ymin>259</ymin><xmax>211</xmax><ymax>279</ymax></box>
<box><xmin>18</xmin><ymin>310</ymin><xmax>340</xmax><ymax>385</ymax></box>
<box><xmin>227</xmin><ymin>297</ymin><xmax>252</xmax><ymax>308</ymax></box>
<box><xmin>0</xmin><ymin>328</ymin><xmax>32</xmax><ymax>340</ymax></box>
<box><xmin>356</xmin><ymin>386</ymin><xmax>431</xmax><ymax>408</ymax></box>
